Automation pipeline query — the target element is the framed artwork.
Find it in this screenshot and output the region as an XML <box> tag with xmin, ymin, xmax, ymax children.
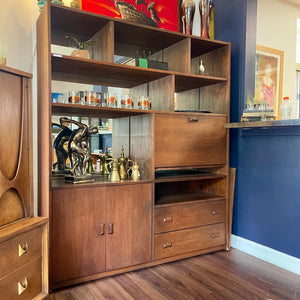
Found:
<box><xmin>81</xmin><ymin>0</ymin><xmax>178</xmax><ymax>32</ymax></box>
<box><xmin>255</xmin><ymin>45</ymin><xmax>284</xmax><ymax>118</ymax></box>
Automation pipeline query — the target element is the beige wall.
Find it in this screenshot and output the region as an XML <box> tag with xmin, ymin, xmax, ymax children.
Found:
<box><xmin>257</xmin><ymin>0</ymin><xmax>300</xmax><ymax>115</ymax></box>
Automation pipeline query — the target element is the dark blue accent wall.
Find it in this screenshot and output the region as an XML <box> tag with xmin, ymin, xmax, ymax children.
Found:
<box><xmin>215</xmin><ymin>0</ymin><xmax>300</xmax><ymax>259</ymax></box>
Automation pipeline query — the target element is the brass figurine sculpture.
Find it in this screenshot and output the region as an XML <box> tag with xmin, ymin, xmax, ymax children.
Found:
<box><xmin>52</xmin><ymin>117</ymin><xmax>73</xmax><ymax>174</ymax></box>
<box><xmin>59</xmin><ymin>117</ymin><xmax>98</xmax><ymax>182</ymax></box>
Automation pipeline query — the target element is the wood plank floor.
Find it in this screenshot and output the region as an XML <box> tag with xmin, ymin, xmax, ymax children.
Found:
<box><xmin>49</xmin><ymin>249</ymin><xmax>300</xmax><ymax>300</ymax></box>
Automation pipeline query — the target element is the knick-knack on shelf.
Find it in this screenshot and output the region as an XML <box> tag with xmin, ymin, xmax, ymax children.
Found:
<box><xmin>199</xmin><ymin>0</ymin><xmax>209</xmax><ymax>38</ymax></box>
<box><xmin>199</xmin><ymin>60</ymin><xmax>205</xmax><ymax>73</ymax></box>
<box><xmin>182</xmin><ymin>0</ymin><xmax>196</xmax><ymax>35</ymax></box>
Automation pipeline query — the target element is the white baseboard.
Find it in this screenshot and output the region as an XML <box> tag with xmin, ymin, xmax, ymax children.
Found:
<box><xmin>231</xmin><ymin>235</ymin><xmax>300</xmax><ymax>275</ymax></box>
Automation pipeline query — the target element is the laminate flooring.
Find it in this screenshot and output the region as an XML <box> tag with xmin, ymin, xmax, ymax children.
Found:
<box><xmin>49</xmin><ymin>249</ymin><xmax>300</xmax><ymax>300</ymax></box>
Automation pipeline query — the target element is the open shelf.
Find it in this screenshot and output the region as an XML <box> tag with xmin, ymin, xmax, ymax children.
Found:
<box><xmin>50</xmin><ymin>4</ymin><xmax>229</xmax><ymax>58</ymax></box>
<box><xmin>155</xmin><ymin>170</ymin><xmax>226</xmax><ymax>183</ymax></box>
<box><xmin>51</xmin><ymin>54</ymin><xmax>227</xmax><ymax>91</ymax></box>
<box><xmin>155</xmin><ymin>191</ymin><xmax>225</xmax><ymax>207</ymax></box>
<box><xmin>52</xmin><ymin>176</ymin><xmax>152</xmax><ymax>189</ymax></box>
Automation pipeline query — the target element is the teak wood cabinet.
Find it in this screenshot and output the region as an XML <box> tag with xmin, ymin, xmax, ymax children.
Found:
<box><xmin>37</xmin><ymin>2</ymin><xmax>231</xmax><ymax>290</ymax></box>
<box><xmin>0</xmin><ymin>65</ymin><xmax>48</xmax><ymax>299</ymax></box>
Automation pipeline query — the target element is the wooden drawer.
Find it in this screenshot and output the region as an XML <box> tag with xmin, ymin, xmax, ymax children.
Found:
<box><xmin>154</xmin><ymin>200</ymin><xmax>226</xmax><ymax>234</ymax></box>
<box><xmin>155</xmin><ymin>114</ymin><xmax>227</xmax><ymax>168</ymax></box>
<box><xmin>154</xmin><ymin>223</ymin><xmax>225</xmax><ymax>260</ymax></box>
<box><xmin>0</xmin><ymin>257</ymin><xmax>42</xmax><ymax>300</ymax></box>
<box><xmin>0</xmin><ymin>227</ymin><xmax>42</xmax><ymax>278</ymax></box>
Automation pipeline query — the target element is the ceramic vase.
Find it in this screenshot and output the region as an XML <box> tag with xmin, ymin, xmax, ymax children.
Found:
<box><xmin>199</xmin><ymin>0</ymin><xmax>209</xmax><ymax>38</ymax></box>
<box><xmin>182</xmin><ymin>0</ymin><xmax>196</xmax><ymax>35</ymax></box>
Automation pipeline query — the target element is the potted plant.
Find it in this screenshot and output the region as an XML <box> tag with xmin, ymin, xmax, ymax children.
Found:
<box><xmin>65</xmin><ymin>35</ymin><xmax>96</xmax><ymax>59</ymax></box>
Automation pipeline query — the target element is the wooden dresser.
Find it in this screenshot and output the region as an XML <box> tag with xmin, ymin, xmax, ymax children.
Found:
<box><xmin>0</xmin><ymin>65</ymin><xmax>48</xmax><ymax>299</ymax></box>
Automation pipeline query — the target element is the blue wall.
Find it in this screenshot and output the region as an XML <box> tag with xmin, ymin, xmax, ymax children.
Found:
<box><xmin>215</xmin><ymin>0</ymin><xmax>300</xmax><ymax>259</ymax></box>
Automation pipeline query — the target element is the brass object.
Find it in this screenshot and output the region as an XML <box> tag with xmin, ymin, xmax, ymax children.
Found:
<box><xmin>108</xmin><ymin>223</ymin><xmax>114</xmax><ymax>234</ymax></box>
<box><xmin>131</xmin><ymin>161</ymin><xmax>141</xmax><ymax>181</ymax></box>
<box><xmin>108</xmin><ymin>159</ymin><xmax>121</xmax><ymax>182</ymax></box>
<box><xmin>98</xmin><ymin>224</ymin><xmax>105</xmax><ymax>236</ymax></box>
<box><xmin>18</xmin><ymin>278</ymin><xmax>28</xmax><ymax>295</ymax></box>
<box><xmin>18</xmin><ymin>242</ymin><xmax>28</xmax><ymax>257</ymax></box>
<box><xmin>57</xmin><ymin>117</ymin><xmax>98</xmax><ymax>182</ymax></box>
<box><xmin>118</xmin><ymin>146</ymin><xmax>128</xmax><ymax>180</ymax></box>
<box><xmin>162</xmin><ymin>242</ymin><xmax>172</xmax><ymax>249</ymax></box>
<box><xmin>52</xmin><ymin>118</ymin><xmax>73</xmax><ymax>174</ymax></box>
<box><xmin>163</xmin><ymin>216</ymin><xmax>173</xmax><ymax>223</ymax></box>
<box><xmin>101</xmin><ymin>145</ymin><xmax>112</xmax><ymax>175</ymax></box>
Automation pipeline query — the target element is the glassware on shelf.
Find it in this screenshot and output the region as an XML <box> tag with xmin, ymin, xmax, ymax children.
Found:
<box><xmin>95</xmin><ymin>93</ymin><xmax>101</xmax><ymax>106</ymax></box>
<box><xmin>68</xmin><ymin>91</ymin><xmax>79</xmax><ymax>104</ymax></box>
<box><xmin>126</xmin><ymin>96</ymin><xmax>134</xmax><ymax>109</ymax></box>
<box><xmin>106</xmin><ymin>92</ymin><xmax>118</xmax><ymax>108</ymax></box>
<box><xmin>85</xmin><ymin>91</ymin><xmax>96</xmax><ymax>106</ymax></box>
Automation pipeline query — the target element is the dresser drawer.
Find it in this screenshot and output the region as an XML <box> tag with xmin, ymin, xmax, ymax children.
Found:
<box><xmin>154</xmin><ymin>200</ymin><xmax>226</xmax><ymax>233</ymax></box>
<box><xmin>0</xmin><ymin>257</ymin><xmax>42</xmax><ymax>300</ymax></box>
<box><xmin>154</xmin><ymin>223</ymin><xmax>225</xmax><ymax>260</ymax></box>
<box><xmin>0</xmin><ymin>227</ymin><xmax>42</xmax><ymax>278</ymax></box>
<box><xmin>155</xmin><ymin>114</ymin><xmax>227</xmax><ymax>168</ymax></box>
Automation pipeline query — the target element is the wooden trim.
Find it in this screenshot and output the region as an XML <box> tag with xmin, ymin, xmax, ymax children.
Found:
<box><xmin>0</xmin><ymin>65</ymin><xmax>32</xmax><ymax>78</ymax></box>
<box><xmin>51</xmin><ymin>245</ymin><xmax>226</xmax><ymax>290</ymax></box>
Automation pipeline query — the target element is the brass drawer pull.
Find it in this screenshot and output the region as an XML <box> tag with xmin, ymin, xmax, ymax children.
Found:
<box><xmin>163</xmin><ymin>216</ymin><xmax>173</xmax><ymax>223</ymax></box>
<box><xmin>99</xmin><ymin>223</ymin><xmax>105</xmax><ymax>236</ymax></box>
<box><xmin>211</xmin><ymin>232</ymin><xmax>220</xmax><ymax>239</ymax></box>
<box><xmin>18</xmin><ymin>277</ymin><xmax>28</xmax><ymax>295</ymax></box>
<box><xmin>162</xmin><ymin>242</ymin><xmax>172</xmax><ymax>249</ymax></box>
<box><xmin>211</xmin><ymin>208</ymin><xmax>220</xmax><ymax>215</ymax></box>
<box><xmin>108</xmin><ymin>223</ymin><xmax>114</xmax><ymax>234</ymax></box>
<box><xmin>189</xmin><ymin>117</ymin><xmax>198</xmax><ymax>122</ymax></box>
<box><xmin>18</xmin><ymin>242</ymin><xmax>28</xmax><ymax>257</ymax></box>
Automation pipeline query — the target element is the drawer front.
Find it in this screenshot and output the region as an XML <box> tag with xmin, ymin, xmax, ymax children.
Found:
<box><xmin>154</xmin><ymin>200</ymin><xmax>226</xmax><ymax>233</ymax></box>
<box><xmin>155</xmin><ymin>114</ymin><xmax>227</xmax><ymax>168</ymax></box>
<box><xmin>0</xmin><ymin>227</ymin><xmax>42</xmax><ymax>278</ymax></box>
<box><xmin>0</xmin><ymin>257</ymin><xmax>42</xmax><ymax>300</ymax></box>
<box><xmin>154</xmin><ymin>223</ymin><xmax>225</xmax><ymax>260</ymax></box>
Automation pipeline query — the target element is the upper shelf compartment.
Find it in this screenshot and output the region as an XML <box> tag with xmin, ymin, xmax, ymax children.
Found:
<box><xmin>51</xmin><ymin>54</ymin><xmax>227</xmax><ymax>92</ymax></box>
<box><xmin>50</xmin><ymin>4</ymin><xmax>229</xmax><ymax>59</ymax></box>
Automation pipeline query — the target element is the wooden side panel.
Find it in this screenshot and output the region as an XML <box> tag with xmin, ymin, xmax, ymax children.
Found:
<box><xmin>175</xmin><ymin>88</ymin><xmax>200</xmax><ymax>111</ymax></box>
<box><xmin>52</xmin><ymin>187</ymin><xmax>106</xmax><ymax>283</ymax></box>
<box><xmin>149</xmin><ymin>75</ymin><xmax>174</xmax><ymax>111</ymax></box>
<box><xmin>37</xmin><ymin>1</ymin><xmax>52</xmax><ymax>218</ymax></box>
<box><xmin>155</xmin><ymin>114</ymin><xmax>227</xmax><ymax>168</ymax></box>
<box><xmin>106</xmin><ymin>184</ymin><xmax>152</xmax><ymax>270</ymax></box>
<box><xmin>154</xmin><ymin>223</ymin><xmax>225</xmax><ymax>260</ymax></box>
<box><xmin>130</xmin><ymin>114</ymin><xmax>154</xmax><ymax>180</ymax></box>
<box><xmin>163</xmin><ymin>38</ymin><xmax>191</xmax><ymax>73</ymax></box>
<box><xmin>91</xmin><ymin>21</ymin><xmax>114</xmax><ymax>62</ymax></box>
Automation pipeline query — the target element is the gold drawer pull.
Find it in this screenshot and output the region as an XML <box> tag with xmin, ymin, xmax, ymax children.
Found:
<box><xmin>18</xmin><ymin>277</ymin><xmax>28</xmax><ymax>295</ymax></box>
<box><xmin>211</xmin><ymin>209</ymin><xmax>220</xmax><ymax>215</ymax></box>
<box><xmin>162</xmin><ymin>242</ymin><xmax>172</xmax><ymax>249</ymax></box>
<box><xmin>163</xmin><ymin>216</ymin><xmax>173</xmax><ymax>223</ymax></box>
<box><xmin>211</xmin><ymin>232</ymin><xmax>220</xmax><ymax>239</ymax></box>
<box><xmin>18</xmin><ymin>242</ymin><xmax>28</xmax><ymax>257</ymax></box>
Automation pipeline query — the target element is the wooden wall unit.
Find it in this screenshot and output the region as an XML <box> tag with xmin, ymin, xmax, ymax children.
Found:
<box><xmin>0</xmin><ymin>65</ymin><xmax>48</xmax><ymax>299</ymax></box>
<box><xmin>37</xmin><ymin>2</ymin><xmax>231</xmax><ymax>290</ymax></box>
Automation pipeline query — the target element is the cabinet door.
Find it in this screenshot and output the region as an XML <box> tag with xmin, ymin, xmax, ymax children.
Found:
<box><xmin>52</xmin><ymin>187</ymin><xmax>106</xmax><ymax>283</ymax></box>
<box><xmin>106</xmin><ymin>184</ymin><xmax>152</xmax><ymax>270</ymax></box>
<box><xmin>0</xmin><ymin>71</ymin><xmax>32</xmax><ymax>225</ymax></box>
<box><xmin>155</xmin><ymin>114</ymin><xmax>227</xmax><ymax>168</ymax></box>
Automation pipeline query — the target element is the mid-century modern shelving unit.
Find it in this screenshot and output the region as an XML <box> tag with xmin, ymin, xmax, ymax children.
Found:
<box><xmin>37</xmin><ymin>2</ymin><xmax>231</xmax><ymax>290</ymax></box>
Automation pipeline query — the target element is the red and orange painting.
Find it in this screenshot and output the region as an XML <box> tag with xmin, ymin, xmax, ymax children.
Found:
<box><xmin>82</xmin><ymin>0</ymin><xmax>178</xmax><ymax>32</ymax></box>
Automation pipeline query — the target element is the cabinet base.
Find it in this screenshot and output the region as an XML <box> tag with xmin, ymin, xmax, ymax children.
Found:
<box><xmin>50</xmin><ymin>245</ymin><xmax>226</xmax><ymax>291</ymax></box>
